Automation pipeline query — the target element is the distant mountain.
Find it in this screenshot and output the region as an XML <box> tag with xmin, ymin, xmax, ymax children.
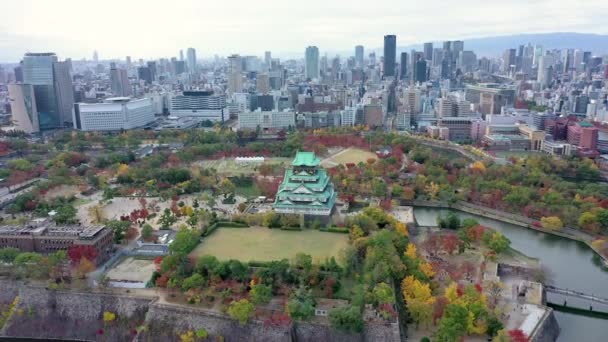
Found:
<box><xmin>394</xmin><ymin>32</ymin><xmax>608</xmax><ymax>57</ymax></box>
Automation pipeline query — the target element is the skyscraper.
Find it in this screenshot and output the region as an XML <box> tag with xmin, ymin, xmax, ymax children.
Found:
<box><xmin>423</xmin><ymin>42</ymin><xmax>433</xmax><ymax>61</ymax></box>
<box><xmin>8</xmin><ymin>84</ymin><xmax>39</xmax><ymax>133</ymax></box>
<box><xmin>146</xmin><ymin>61</ymin><xmax>157</xmax><ymax>82</ymax></box>
<box><xmin>502</xmin><ymin>49</ymin><xmax>516</xmax><ymax>74</ymax></box>
<box><xmin>93</xmin><ymin>50</ymin><xmax>99</xmax><ymax>63</ymax></box>
<box><xmin>264</xmin><ymin>51</ymin><xmax>272</xmax><ymax>69</ymax></box>
<box><xmin>355</xmin><ymin>45</ymin><xmax>364</xmax><ymax>68</ymax></box>
<box><xmin>415</xmin><ymin>59</ymin><xmax>427</xmax><ymax>83</ymax></box>
<box><xmin>305</xmin><ymin>46</ymin><xmax>320</xmax><ymax>80</ymax></box>
<box><xmin>110</xmin><ymin>63</ymin><xmax>132</xmax><ymax>97</ymax></box>
<box><xmin>383</xmin><ymin>35</ymin><xmax>397</xmax><ymax>77</ymax></box>
<box><xmin>186</xmin><ymin>48</ymin><xmax>197</xmax><ymax>73</ymax></box>
<box><xmin>228</xmin><ymin>54</ymin><xmax>243</xmax><ymax>95</ymax></box>
<box><xmin>179</xmin><ymin>50</ymin><xmax>184</xmax><ymax>61</ymax></box>
<box><xmin>22</xmin><ymin>52</ymin><xmax>73</xmax><ymax>129</ymax></box>
<box><xmin>400</xmin><ymin>52</ymin><xmax>408</xmax><ymax>80</ymax></box>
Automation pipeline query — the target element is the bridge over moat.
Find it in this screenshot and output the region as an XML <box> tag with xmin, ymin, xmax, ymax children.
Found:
<box><xmin>545</xmin><ymin>285</ymin><xmax>608</xmax><ymax>318</ymax></box>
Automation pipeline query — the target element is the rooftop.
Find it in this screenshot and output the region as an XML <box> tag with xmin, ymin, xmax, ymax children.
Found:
<box><xmin>291</xmin><ymin>151</ymin><xmax>321</xmax><ymax>167</ymax></box>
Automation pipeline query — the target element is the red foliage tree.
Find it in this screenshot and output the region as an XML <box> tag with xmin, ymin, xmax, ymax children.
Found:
<box><xmin>508</xmin><ymin>329</ymin><xmax>530</xmax><ymax>342</ymax></box>
<box><xmin>467</xmin><ymin>225</ymin><xmax>486</xmax><ymax>243</ymax></box>
<box><xmin>441</xmin><ymin>234</ymin><xmax>461</xmax><ymax>255</ymax></box>
<box><xmin>155</xmin><ymin>274</ymin><xmax>169</xmax><ymax>287</ymax></box>
<box><xmin>432</xmin><ymin>296</ymin><xmax>449</xmax><ymax>325</ymax></box>
<box><xmin>461</xmin><ymin>261</ymin><xmax>476</xmax><ymax>280</ymax></box>
<box><xmin>67</xmin><ymin>245</ymin><xmax>98</xmax><ymax>265</ymax></box>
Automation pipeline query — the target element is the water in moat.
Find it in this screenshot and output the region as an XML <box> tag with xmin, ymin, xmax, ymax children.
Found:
<box><xmin>414</xmin><ymin>208</ymin><xmax>608</xmax><ymax>342</ymax></box>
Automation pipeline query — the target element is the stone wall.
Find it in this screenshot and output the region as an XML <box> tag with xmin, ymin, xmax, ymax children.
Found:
<box><xmin>530</xmin><ymin>308</ymin><xmax>560</xmax><ymax>342</ymax></box>
<box><xmin>0</xmin><ymin>279</ymin><xmax>20</xmax><ymax>303</ymax></box>
<box><xmin>2</xmin><ymin>285</ymin><xmax>154</xmax><ymax>341</ymax></box>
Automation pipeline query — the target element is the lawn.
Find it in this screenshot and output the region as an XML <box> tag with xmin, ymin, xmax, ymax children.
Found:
<box><xmin>190</xmin><ymin>227</ymin><xmax>349</xmax><ymax>263</ymax></box>
<box><xmin>321</xmin><ymin>148</ymin><xmax>377</xmax><ymax>167</ymax></box>
<box><xmin>199</xmin><ymin>158</ymin><xmax>290</xmax><ymax>176</ymax></box>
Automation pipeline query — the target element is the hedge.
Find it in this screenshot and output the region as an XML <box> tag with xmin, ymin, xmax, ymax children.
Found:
<box><xmin>324</xmin><ymin>227</ymin><xmax>349</xmax><ymax>234</ymax></box>
<box><xmin>279</xmin><ymin>226</ymin><xmax>302</xmax><ymax>231</ymax></box>
<box><xmin>202</xmin><ymin>221</ymin><xmax>249</xmax><ymax>237</ymax></box>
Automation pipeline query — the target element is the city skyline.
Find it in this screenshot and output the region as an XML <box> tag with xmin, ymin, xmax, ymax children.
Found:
<box><xmin>2</xmin><ymin>0</ymin><xmax>608</xmax><ymax>62</ymax></box>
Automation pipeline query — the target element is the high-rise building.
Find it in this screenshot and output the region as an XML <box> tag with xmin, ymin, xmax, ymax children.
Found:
<box><xmin>137</xmin><ymin>67</ymin><xmax>152</xmax><ymax>84</ymax></box>
<box><xmin>126</xmin><ymin>56</ymin><xmax>132</xmax><ymax>69</ymax></box>
<box><xmin>452</xmin><ymin>41</ymin><xmax>464</xmax><ymax>56</ymax></box>
<box><xmin>8</xmin><ymin>84</ymin><xmax>39</xmax><ymax>133</ymax></box>
<box><xmin>179</xmin><ymin>50</ymin><xmax>184</xmax><ymax>61</ymax></box>
<box><xmin>146</xmin><ymin>61</ymin><xmax>157</xmax><ymax>82</ymax></box>
<box><xmin>228</xmin><ymin>54</ymin><xmax>243</xmax><ymax>95</ymax></box>
<box><xmin>355</xmin><ymin>45</ymin><xmax>364</xmax><ymax>68</ymax></box>
<box><xmin>257</xmin><ymin>73</ymin><xmax>270</xmax><ymax>94</ymax></box>
<box><xmin>93</xmin><ymin>50</ymin><xmax>99</xmax><ymax>63</ymax></box>
<box><xmin>305</xmin><ymin>46</ymin><xmax>320</xmax><ymax>80</ymax></box>
<box><xmin>22</xmin><ymin>52</ymin><xmax>74</xmax><ymax>129</ymax></box>
<box><xmin>400</xmin><ymin>52</ymin><xmax>408</xmax><ymax>80</ymax></box>
<box><xmin>383</xmin><ymin>35</ymin><xmax>397</xmax><ymax>77</ymax></box>
<box><xmin>502</xmin><ymin>49</ymin><xmax>516</xmax><ymax>74</ymax></box>
<box><xmin>186</xmin><ymin>48</ymin><xmax>197</xmax><ymax>73</ymax></box>
<box><xmin>423</xmin><ymin>42</ymin><xmax>433</xmax><ymax>61</ymax></box>
<box><xmin>264</xmin><ymin>51</ymin><xmax>272</xmax><ymax>69</ymax></box>
<box><xmin>14</xmin><ymin>65</ymin><xmax>23</xmax><ymax>83</ymax></box>
<box><xmin>415</xmin><ymin>59</ymin><xmax>428</xmax><ymax>84</ymax></box>
<box><xmin>110</xmin><ymin>63</ymin><xmax>132</xmax><ymax>97</ymax></box>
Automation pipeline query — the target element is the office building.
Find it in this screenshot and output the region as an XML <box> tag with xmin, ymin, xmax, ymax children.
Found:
<box><xmin>138</xmin><ymin>67</ymin><xmax>152</xmax><ymax>85</ymax></box>
<box><xmin>423</xmin><ymin>42</ymin><xmax>433</xmax><ymax>60</ymax></box>
<box><xmin>227</xmin><ymin>54</ymin><xmax>243</xmax><ymax>95</ymax></box>
<box><xmin>452</xmin><ymin>41</ymin><xmax>464</xmax><ymax>57</ymax></box>
<box><xmin>400</xmin><ymin>52</ymin><xmax>408</xmax><ymax>80</ymax></box>
<box><xmin>264</xmin><ymin>51</ymin><xmax>272</xmax><ymax>69</ymax></box>
<box><xmin>502</xmin><ymin>49</ymin><xmax>516</xmax><ymax>74</ymax></box>
<box><xmin>170</xmin><ymin>90</ymin><xmax>227</xmax><ymax>122</ymax></box>
<box><xmin>567</xmin><ymin>121</ymin><xmax>598</xmax><ymax>150</ymax></box>
<box><xmin>465</xmin><ymin>84</ymin><xmax>516</xmax><ymax>115</ymax></box>
<box><xmin>73</xmin><ymin>97</ymin><xmax>155</xmax><ymax>131</ymax></box>
<box><xmin>364</xmin><ymin>104</ymin><xmax>383</xmax><ymax>127</ymax></box>
<box><xmin>109</xmin><ymin>64</ymin><xmax>131</xmax><ymax>97</ymax></box>
<box><xmin>186</xmin><ymin>48</ymin><xmax>197</xmax><ymax>73</ymax></box>
<box><xmin>355</xmin><ymin>45</ymin><xmax>364</xmax><ymax>68</ymax></box>
<box><xmin>22</xmin><ymin>52</ymin><xmax>74</xmax><ymax>129</ymax></box>
<box><xmin>238</xmin><ymin>110</ymin><xmax>295</xmax><ymax>132</ymax></box>
<box><xmin>256</xmin><ymin>73</ymin><xmax>270</xmax><ymax>94</ymax></box>
<box><xmin>383</xmin><ymin>35</ymin><xmax>397</xmax><ymax>77</ymax></box>
<box><xmin>415</xmin><ymin>59</ymin><xmax>427</xmax><ymax>83</ymax></box>
<box><xmin>8</xmin><ymin>84</ymin><xmax>39</xmax><ymax>133</ymax></box>
<box><xmin>305</xmin><ymin>46</ymin><xmax>320</xmax><ymax>80</ymax></box>
<box><xmin>296</xmin><ymin>111</ymin><xmax>342</xmax><ymax>129</ymax></box>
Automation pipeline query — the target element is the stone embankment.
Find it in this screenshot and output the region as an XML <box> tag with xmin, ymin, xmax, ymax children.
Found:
<box><xmin>0</xmin><ymin>279</ymin><xmax>399</xmax><ymax>342</ymax></box>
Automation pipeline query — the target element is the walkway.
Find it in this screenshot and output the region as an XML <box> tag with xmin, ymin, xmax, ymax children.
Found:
<box><xmin>546</xmin><ymin>285</ymin><xmax>608</xmax><ymax>306</ymax></box>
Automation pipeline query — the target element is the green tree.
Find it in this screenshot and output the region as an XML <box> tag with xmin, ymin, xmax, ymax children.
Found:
<box><xmin>329</xmin><ymin>306</ymin><xmax>364</xmax><ymax>333</ymax></box>
<box><xmin>52</xmin><ymin>205</ymin><xmax>78</xmax><ymax>224</ymax></box>
<box><xmin>0</xmin><ymin>248</ymin><xmax>20</xmax><ymax>263</ymax></box>
<box><xmin>436</xmin><ymin>304</ymin><xmax>469</xmax><ymax>342</ymax></box>
<box><xmin>141</xmin><ymin>224</ymin><xmax>154</xmax><ymax>240</ymax></box>
<box><xmin>372</xmin><ymin>282</ymin><xmax>395</xmax><ymax>305</ymax></box>
<box><xmin>182</xmin><ymin>273</ymin><xmax>206</xmax><ymax>291</ymax></box>
<box><xmin>286</xmin><ymin>287</ymin><xmax>316</xmax><ymax>320</ymax></box>
<box><xmin>250</xmin><ymin>283</ymin><xmax>272</xmax><ymax>305</ymax></box>
<box><xmin>169</xmin><ymin>228</ymin><xmax>200</xmax><ymax>254</ymax></box>
<box><xmin>158</xmin><ymin>208</ymin><xmax>177</xmax><ymax>229</ymax></box>
<box><xmin>106</xmin><ymin>220</ymin><xmax>131</xmax><ymax>243</ymax></box>
<box><xmin>227</xmin><ymin>299</ymin><xmax>255</xmax><ymax>325</ymax></box>
<box><xmin>485</xmin><ymin>232</ymin><xmax>511</xmax><ymax>254</ymax></box>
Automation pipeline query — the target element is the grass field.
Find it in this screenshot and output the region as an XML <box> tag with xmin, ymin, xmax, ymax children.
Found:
<box><xmin>106</xmin><ymin>257</ymin><xmax>156</xmax><ymax>282</ymax></box>
<box><xmin>199</xmin><ymin>158</ymin><xmax>290</xmax><ymax>176</ymax></box>
<box><xmin>321</xmin><ymin>148</ymin><xmax>377</xmax><ymax>167</ymax></box>
<box><xmin>234</xmin><ymin>183</ymin><xmax>261</xmax><ymax>198</ymax></box>
<box><xmin>190</xmin><ymin>227</ymin><xmax>349</xmax><ymax>263</ymax></box>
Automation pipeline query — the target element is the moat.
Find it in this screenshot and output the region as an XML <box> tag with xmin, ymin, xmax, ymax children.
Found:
<box><xmin>415</xmin><ymin>208</ymin><xmax>608</xmax><ymax>342</ymax></box>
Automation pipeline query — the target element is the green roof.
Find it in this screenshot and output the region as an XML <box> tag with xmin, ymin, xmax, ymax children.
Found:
<box><xmin>580</xmin><ymin>121</ymin><xmax>593</xmax><ymax>127</ymax></box>
<box><xmin>291</xmin><ymin>152</ymin><xmax>321</xmax><ymax>167</ymax></box>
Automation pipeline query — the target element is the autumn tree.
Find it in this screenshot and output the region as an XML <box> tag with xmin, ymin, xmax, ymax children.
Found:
<box><xmin>401</xmin><ymin>275</ymin><xmax>435</xmax><ymax>328</ymax></box>
<box><xmin>540</xmin><ymin>216</ymin><xmax>563</xmax><ymax>230</ymax></box>
<box><xmin>228</xmin><ymin>299</ymin><xmax>255</xmax><ymax>325</ymax></box>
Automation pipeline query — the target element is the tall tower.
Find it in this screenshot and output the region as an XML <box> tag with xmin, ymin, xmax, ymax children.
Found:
<box><xmin>179</xmin><ymin>50</ymin><xmax>184</xmax><ymax>61</ymax></box>
<box><xmin>400</xmin><ymin>52</ymin><xmax>408</xmax><ymax>80</ymax></box>
<box><xmin>355</xmin><ymin>45</ymin><xmax>364</xmax><ymax>68</ymax></box>
<box><xmin>227</xmin><ymin>54</ymin><xmax>243</xmax><ymax>95</ymax></box>
<box><xmin>383</xmin><ymin>35</ymin><xmax>397</xmax><ymax>77</ymax></box>
<box><xmin>305</xmin><ymin>46</ymin><xmax>320</xmax><ymax>80</ymax></box>
<box><xmin>186</xmin><ymin>48</ymin><xmax>197</xmax><ymax>73</ymax></box>
<box><xmin>22</xmin><ymin>52</ymin><xmax>73</xmax><ymax>129</ymax></box>
<box><xmin>423</xmin><ymin>42</ymin><xmax>433</xmax><ymax>61</ymax></box>
<box><xmin>93</xmin><ymin>50</ymin><xmax>99</xmax><ymax>63</ymax></box>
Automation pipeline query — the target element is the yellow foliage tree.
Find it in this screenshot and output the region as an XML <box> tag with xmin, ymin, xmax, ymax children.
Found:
<box><xmin>401</xmin><ymin>275</ymin><xmax>435</xmax><ymax>327</ymax></box>
<box><xmin>405</xmin><ymin>243</ymin><xmax>417</xmax><ymax>260</ymax></box>
<box><xmin>420</xmin><ymin>262</ymin><xmax>435</xmax><ymax>278</ymax></box>
<box><xmin>425</xmin><ymin>182</ymin><xmax>440</xmax><ymax>200</ymax></box>
<box><xmin>470</xmin><ymin>161</ymin><xmax>486</xmax><ymax>173</ymax></box>
<box><xmin>540</xmin><ymin>216</ymin><xmax>563</xmax><ymax>230</ymax></box>
<box><xmin>103</xmin><ymin>311</ymin><xmax>116</xmax><ymax>322</ymax></box>
<box><xmin>395</xmin><ymin>222</ymin><xmax>409</xmax><ymax>237</ymax></box>
<box><xmin>179</xmin><ymin>330</ymin><xmax>195</xmax><ymax>342</ymax></box>
<box><xmin>117</xmin><ymin>163</ymin><xmax>130</xmax><ymax>176</ymax></box>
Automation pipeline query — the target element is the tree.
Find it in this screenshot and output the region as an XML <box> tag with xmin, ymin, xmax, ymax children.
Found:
<box><xmin>106</xmin><ymin>220</ymin><xmax>131</xmax><ymax>243</ymax></box>
<box><xmin>141</xmin><ymin>224</ymin><xmax>154</xmax><ymax>241</ymax></box>
<box><xmin>373</xmin><ymin>282</ymin><xmax>395</xmax><ymax>305</ymax></box>
<box><xmin>227</xmin><ymin>299</ymin><xmax>255</xmax><ymax>325</ymax></box>
<box><xmin>485</xmin><ymin>232</ymin><xmax>511</xmax><ymax>254</ymax></box>
<box><xmin>492</xmin><ymin>329</ymin><xmax>510</xmax><ymax>342</ymax></box>
<box><xmin>436</xmin><ymin>304</ymin><xmax>469</xmax><ymax>342</ymax></box>
<box><xmin>0</xmin><ymin>248</ymin><xmax>20</xmax><ymax>263</ymax></box>
<box><xmin>75</xmin><ymin>258</ymin><xmax>95</xmax><ymax>279</ymax></box>
<box><xmin>218</xmin><ymin>178</ymin><xmax>236</xmax><ymax>198</ymax></box>
<box><xmin>158</xmin><ymin>208</ymin><xmax>177</xmax><ymax>229</ymax></box>
<box><xmin>182</xmin><ymin>273</ymin><xmax>206</xmax><ymax>292</ymax></box>
<box><xmin>328</xmin><ymin>306</ymin><xmax>364</xmax><ymax>333</ymax></box>
<box><xmin>67</xmin><ymin>245</ymin><xmax>98</xmax><ymax>265</ymax></box>
<box><xmin>486</xmin><ymin>315</ymin><xmax>504</xmax><ymax>338</ymax></box>
<box><xmin>287</xmin><ymin>287</ymin><xmax>316</xmax><ymax>320</ymax></box>
<box><xmin>508</xmin><ymin>329</ymin><xmax>530</xmax><ymax>342</ymax></box>
<box><xmin>540</xmin><ymin>216</ymin><xmax>563</xmax><ymax>230</ymax></box>
<box><xmin>442</xmin><ymin>234</ymin><xmax>461</xmax><ymax>255</ymax></box>
<box><xmin>169</xmin><ymin>228</ymin><xmax>200</xmax><ymax>254</ymax></box>
<box><xmin>52</xmin><ymin>205</ymin><xmax>78</xmax><ymax>224</ymax></box>
<box><xmin>578</xmin><ymin>211</ymin><xmax>598</xmax><ymax>230</ymax></box>
<box><xmin>402</xmin><ymin>275</ymin><xmax>435</xmax><ymax>328</ymax></box>
<box><xmin>250</xmin><ymin>283</ymin><xmax>272</xmax><ymax>305</ymax></box>
<box><xmin>88</xmin><ymin>205</ymin><xmax>105</xmax><ymax>224</ymax></box>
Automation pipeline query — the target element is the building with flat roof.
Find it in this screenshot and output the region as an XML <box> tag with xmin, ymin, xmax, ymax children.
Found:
<box><xmin>170</xmin><ymin>90</ymin><xmax>227</xmax><ymax>122</ymax></box>
<box><xmin>0</xmin><ymin>219</ymin><xmax>113</xmax><ymax>264</ymax></box>
<box><xmin>8</xmin><ymin>84</ymin><xmax>39</xmax><ymax>133</ymax></box>
<box><xmin>73</xmin><ymin>97</ymin><xmax>155</xmax><ymax>131</ymax></box>
<box><xmin>273</xmin><ymin>152</ymin><xmax>336</xmax><ymax>217</ymax></box>
<box><xmin>238</xmin><ymin>110</ymin><xmax>295</xmax><ymax>132</ymax></box>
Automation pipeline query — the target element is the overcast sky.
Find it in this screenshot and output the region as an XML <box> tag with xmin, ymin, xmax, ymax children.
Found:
<box><xmin>1</xmin><ymin>0</ymin><xmax>608</xmax><ymax>62</ymax></box>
